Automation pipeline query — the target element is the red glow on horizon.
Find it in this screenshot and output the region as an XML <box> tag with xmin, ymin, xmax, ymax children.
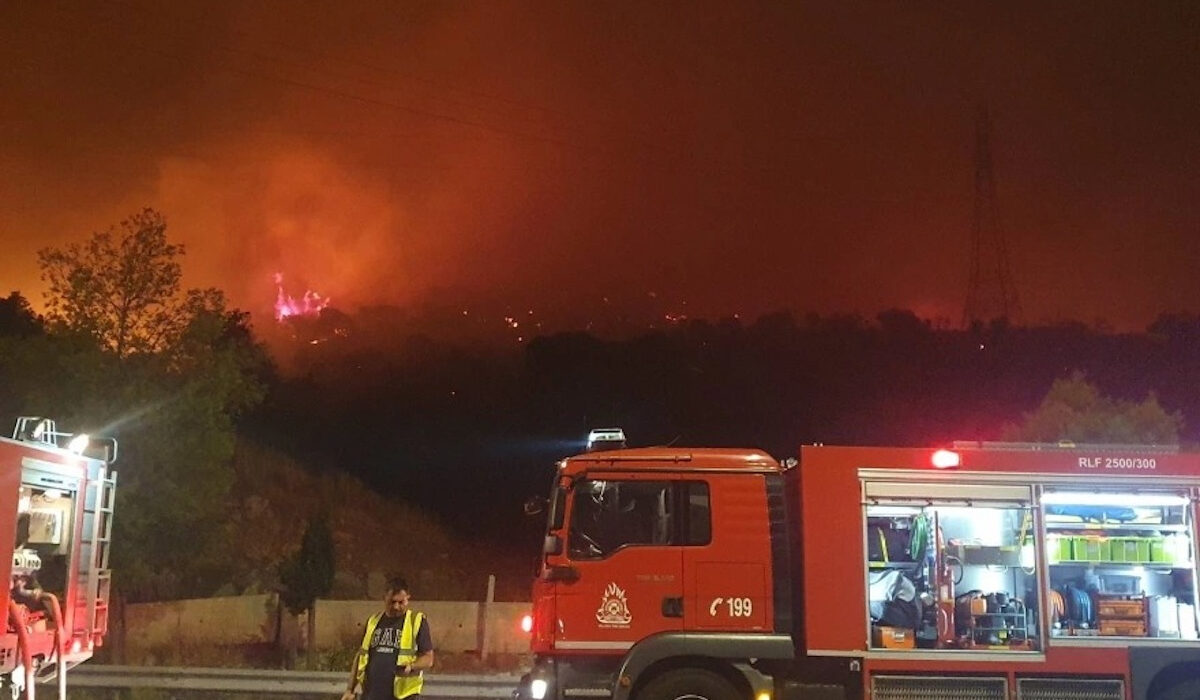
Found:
<box><xmin>274</xmin><ymin>272</ymin><xmax>330</xmax><ymax>321</ymax></box>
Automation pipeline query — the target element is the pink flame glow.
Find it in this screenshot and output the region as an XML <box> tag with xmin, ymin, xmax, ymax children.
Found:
<box><xmin>273</xmin><ymin>273</ymin><xmax>330</xmax><ymax>321</ymax></box>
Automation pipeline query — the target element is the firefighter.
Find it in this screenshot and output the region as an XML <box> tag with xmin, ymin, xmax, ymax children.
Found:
<box><xmin>342</xmin><ymin>578</ymin><xmax>434</xmax><ymax>700</ymax></box>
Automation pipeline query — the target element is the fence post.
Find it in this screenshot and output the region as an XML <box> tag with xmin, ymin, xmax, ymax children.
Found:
<box><xmin>480</xmin><ymin>574</ymin><xmax>496</xmax><ymax>661</ymax></box>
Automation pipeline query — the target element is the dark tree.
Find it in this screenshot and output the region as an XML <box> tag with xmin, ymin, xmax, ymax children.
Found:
<box><xmin>28</xmin><ymin>209</ymin><xmax>269</xmax><ymax>601</ymax></box>
<box><xmin>1002</xmin><ymin>372</ymin><xmax>1183</xmax><ymax>445</ymax></box>
<box><xmin>279</xmin><ymin>514</ymin><xmax>336</xmax><ymax>668</ymax></box>
<box><xmin>38</xmin><ymin>208</ymin><xmax>185</xmax><ymax>358</ymax></box>
<box><xmin>0</xmin><ymin>292</ymin><xmax>42</xmax><ymax>338</ymax></box>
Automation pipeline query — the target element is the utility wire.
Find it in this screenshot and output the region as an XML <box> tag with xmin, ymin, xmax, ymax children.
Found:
<box><xmin>31</xmin><ymin>0</ymin><xmax>858</xmax><ymax>193</ymax></box>
<box><xmin>96</xmin><ymin>0</ymin><xmax>672</xmax><ymax>158</ymax></box>
<box><xmin>108</xmin><ymin>0</ymin><xmax>632</xmax><ymax>128</ymax></box>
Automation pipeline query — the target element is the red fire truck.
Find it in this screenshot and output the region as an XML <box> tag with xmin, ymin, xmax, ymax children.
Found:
<box><xmin>517</xmin><ymin>438</ymin><xmax>1200</xmax><ymax>700</ymax></box>
<box><xmin>0</xmin><ymin>417</ymin><xmax>117</xmax><ymax>700</ymax></box>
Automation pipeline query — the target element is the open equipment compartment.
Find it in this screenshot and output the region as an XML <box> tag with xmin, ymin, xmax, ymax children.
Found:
<box><xmin>1042</xmin><ymin>487</ymin><xmax>1198</xmax><ymax>640</ymax></box>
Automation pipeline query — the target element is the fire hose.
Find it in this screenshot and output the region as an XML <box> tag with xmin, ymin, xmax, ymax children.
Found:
<box><xmin>42</xmin><ymin>593</ymin><xmax>66</xmax><ymax>700</ymax></box>
<box><xmin>8</xmin><ymin>600</ymin><xmax>34</xmax><ymax>700</ymax></box>
<box><xmin>9</xmin><ymin>588</ymin><xmax>68</xmax><ymax>700</ymax></box>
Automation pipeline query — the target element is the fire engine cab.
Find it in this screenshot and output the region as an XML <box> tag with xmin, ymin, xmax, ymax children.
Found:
<box><xmin>517</xmin><ymin>440</ymin><xmax>1200</xmax><ymax>700</ymax></box>
<box><xmin>0</xmin><ymin>417</ymin><xmax>117</xmax><ymax>700</ymax></box>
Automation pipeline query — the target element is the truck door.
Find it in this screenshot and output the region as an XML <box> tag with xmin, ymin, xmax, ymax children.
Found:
<box><xmin>555</xmin><ymin>475</ymin><xmax>683</xmax><ymax>650</ymax></box>
<box><xmin>682</xmin><ymin>474</ymin><xmax>772</xmax><ymax>632</ymax></box>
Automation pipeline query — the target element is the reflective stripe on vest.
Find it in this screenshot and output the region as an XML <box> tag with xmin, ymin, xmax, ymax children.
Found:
<box><xmin>356</xmin><ymin>609</ymin><xmax>427</xmax><ymax>699</ymax></box>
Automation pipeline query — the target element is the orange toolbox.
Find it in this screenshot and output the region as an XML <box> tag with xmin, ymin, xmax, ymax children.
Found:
<box><xmin>872</xmin><ymin>625</ymin><xmax>916</xmax><ymax>649</ymax></box>
<box><xmin>1099</xmin><ymin>619</ymin><xmax>1147</xmax><ymax>636</ymax></box>
<box><xmin>1097</xmin><ymin>598</ymin><xmax>1147</xmax><ymax>619</ymax></box>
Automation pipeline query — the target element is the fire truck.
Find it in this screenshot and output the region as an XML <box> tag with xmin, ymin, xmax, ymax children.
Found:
<box><xmin>516</xmin><ymin>435</ymin><xmax>1200</xmax><ymax>700</ymax></box>
<box><xmin>0</xmin><ymin>417</ymin><xmax>116</xmax><ymax>700</ymax></box>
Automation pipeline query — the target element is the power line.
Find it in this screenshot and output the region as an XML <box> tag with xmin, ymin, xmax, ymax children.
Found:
<box><xmin>27</xmin><ymin>0</ymin><xmax>855</xmax><ymax>197</ymax></box>
<box><xmin>96</xmin><ymin>0</ymin><xmax>670</xmax><ymax>157</ymax></box>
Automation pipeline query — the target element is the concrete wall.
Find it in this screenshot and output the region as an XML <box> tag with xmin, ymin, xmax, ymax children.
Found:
<box><xmin>124</xmin><ymin>595</ymin><xmax>530</xmax><ymax>655</ymax></box>
<box><xmin>124</xmin><ymin>594</ymin><xmax>278</xmax><ymax>646</ymax></box>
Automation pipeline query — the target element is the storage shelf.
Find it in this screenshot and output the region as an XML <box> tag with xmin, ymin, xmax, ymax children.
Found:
<box><xmin>868</xmin><ymin>560</ymin><xmax>921</xmax><ymax>569</ymax></box>
<box><xmin>1048</xmin><ymin>561</ymin><xmax>1193</xmax><ymax>570</ymax></box>
<box><xmin>1046</xmin><ymin>522</ymin><xmax>1191</xmax><ymax>532</ymax></box>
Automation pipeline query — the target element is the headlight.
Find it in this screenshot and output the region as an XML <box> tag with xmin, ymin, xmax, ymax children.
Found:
<box><xmin>530</xmin><ymin>679</ymin><xmax>549</xmax><ymax>700</ymax></box>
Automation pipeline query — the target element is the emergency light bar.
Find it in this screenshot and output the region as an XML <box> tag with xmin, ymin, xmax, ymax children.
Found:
<box><xmin>1042</xmin><ymin>490</ymin><xmax>1190</xmax><ymax>507</ymax></box>
<box><xmin>586</xmin><ymin>428</ymin><xmax>626</xmax><ymax>451</ymax></box>
<box><xmin>12</xmin><ymin>417</ymin><xmax>119</xmax><ymax>464</ymax></box>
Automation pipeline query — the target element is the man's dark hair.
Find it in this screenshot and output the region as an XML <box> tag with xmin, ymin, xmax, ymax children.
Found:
<box><xmin>387</xmin><ymin>577</ymin><xmax>410</xmax><ymax>595</ymax></box>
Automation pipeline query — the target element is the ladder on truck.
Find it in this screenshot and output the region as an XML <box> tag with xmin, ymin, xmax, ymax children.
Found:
<box><xmin>77</xmin><ymin>468</ymin><xmax>117</xmax><ymax>645</ymax></box>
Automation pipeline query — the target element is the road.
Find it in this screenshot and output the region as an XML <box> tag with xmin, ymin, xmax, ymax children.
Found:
<box><xmin>54</xmin><ymin>666</ymin><xmax>521</xmax><ymax>698</ymax></box>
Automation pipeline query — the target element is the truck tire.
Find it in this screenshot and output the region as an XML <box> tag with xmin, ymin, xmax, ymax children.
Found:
<box><xmin>638</xmin><ymin>668</ymin><xmax>741</xmax><ymax>700</ymax></box>
<box><xmin>1154</xmin><ymin>678</ymin><xmax>1200</xmax><ymax>700</ymax></box>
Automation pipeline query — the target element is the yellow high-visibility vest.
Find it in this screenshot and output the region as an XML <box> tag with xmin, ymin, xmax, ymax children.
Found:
<box><xmin>357</xmin><ymin>609</ymin><xmax>427</xmax><ymax>699</ymax></box>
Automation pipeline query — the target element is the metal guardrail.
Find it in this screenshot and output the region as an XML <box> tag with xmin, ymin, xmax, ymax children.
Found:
<box><xmin>60</xmin><ymin>666</ymin><xmax>522</xmax><ymax>697</ymax></box>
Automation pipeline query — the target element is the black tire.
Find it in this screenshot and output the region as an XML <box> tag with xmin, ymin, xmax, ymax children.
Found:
<box><xmin>638</xmin><ymin>668</ymin><xmax>742</xmax><ymax>700</ymax></box>
<box><xmin>1154</xmin><ymin>678</ymin><xmax>1200</xmax><ymax>700</ymax></box>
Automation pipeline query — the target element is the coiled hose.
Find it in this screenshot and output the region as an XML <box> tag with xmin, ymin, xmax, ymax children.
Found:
<box><xmin>8</xmin><ymin>590</ymin><xmax>67</xmax><ymax>700</ymax></box>
<box><xmin>8</xmin><ymin>600</ymin><xmax>34</xmax><ymax>700</ymax></box>
<box><xmin>41</xmin><ymin>593</ymin><xmax>65</xmax><ymax>700</ymax></box>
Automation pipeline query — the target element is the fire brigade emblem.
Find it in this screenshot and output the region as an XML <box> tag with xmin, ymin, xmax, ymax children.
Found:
<box><xmin>596</xmin><ymin>582</ymin><xmax>632</xmax><ymax>627</ymax></box>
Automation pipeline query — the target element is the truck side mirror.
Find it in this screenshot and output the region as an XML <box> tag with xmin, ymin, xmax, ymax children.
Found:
<box><xmin>543</xmin><ymin>534</ymin><xmax>563</xmax><ymax>555</ymax></box>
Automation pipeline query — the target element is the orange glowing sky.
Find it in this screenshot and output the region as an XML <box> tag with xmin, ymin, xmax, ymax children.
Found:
<box><xmin>1</xmin><ymin>2</ymin><xmax>1197</xmax><ymax>335</ymax></box>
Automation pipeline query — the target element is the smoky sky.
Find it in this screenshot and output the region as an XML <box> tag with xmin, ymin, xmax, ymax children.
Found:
<box><xmin>2</xmin><ymin>1</ymin><xmax>1197</xmax><ymax>334</ymax></box>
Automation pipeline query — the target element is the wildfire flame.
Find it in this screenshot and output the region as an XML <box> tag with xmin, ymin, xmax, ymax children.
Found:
<box><xmin>273</xmin><ymin>273</ymin><xmax>330</xmax><ymax>321</ymax></box>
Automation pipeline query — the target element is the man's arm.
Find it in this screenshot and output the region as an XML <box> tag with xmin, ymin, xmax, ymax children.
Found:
<box><xmin>406</xmin><ymin>649</ymin><xmax>435</xmax><ymax>673</ymax></box>
<box><xmin>403</xmin><ymin>618</ymin><xmax>435</xmax><ymax>674</ymax></box>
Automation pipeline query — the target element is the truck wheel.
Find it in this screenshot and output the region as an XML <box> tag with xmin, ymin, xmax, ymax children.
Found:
<box><xmin>1155</xmin><ymin>678</ymin><xmax>1200</xmax><ymax>700</ymax></box>
<box><xmin>638</xmin><ymin>668</ymin><xmax>741</xmax><ymax>700</ymax></box>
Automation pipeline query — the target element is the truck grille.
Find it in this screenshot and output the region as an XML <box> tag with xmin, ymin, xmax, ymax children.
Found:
<box><xmin>871</xmin><ymin>675</ymin><xmax>1006</xmax><ymax>699</ymax></box>
<box><xmin>1016</xmin><ymin>678</ymin><xmax>1125</xmax><ymax>700</ymax></box>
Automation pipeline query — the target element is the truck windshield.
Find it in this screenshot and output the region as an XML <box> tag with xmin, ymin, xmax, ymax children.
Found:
<box><xmin>568</xmin><ymin>479</ymin><xmax>673</xmax><ymax>559</ymax></box>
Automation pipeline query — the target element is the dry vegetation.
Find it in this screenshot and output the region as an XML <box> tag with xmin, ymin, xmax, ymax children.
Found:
<box><xmin>227</xmin><ymin>440</ymin><xmax>504</xmax><ymax>600</ymax></box>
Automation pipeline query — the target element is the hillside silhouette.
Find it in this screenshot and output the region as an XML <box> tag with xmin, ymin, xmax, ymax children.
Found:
<box><xmin>249</xmin><ymin>308</ymin><xmax>1200</xmax><ymax>567</ymax></box>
